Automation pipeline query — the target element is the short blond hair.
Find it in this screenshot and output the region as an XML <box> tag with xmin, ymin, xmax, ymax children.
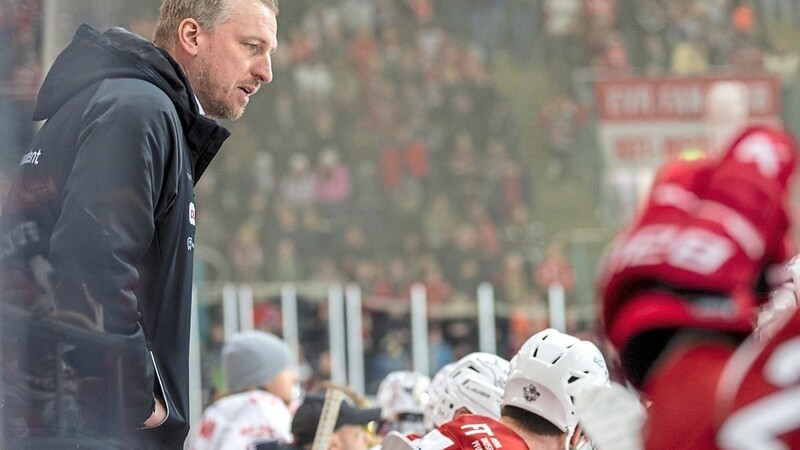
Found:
<box><xmin>153</xmin><ymin>0</ymin><xmax>279</xmax><ymax>47</ymax></box>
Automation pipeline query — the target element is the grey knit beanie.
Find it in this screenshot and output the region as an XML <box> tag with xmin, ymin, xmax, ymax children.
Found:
<box><xmin>222</xmin><ymin>330</ymin><xmax>292</xmax><ymax>393</ymax></box>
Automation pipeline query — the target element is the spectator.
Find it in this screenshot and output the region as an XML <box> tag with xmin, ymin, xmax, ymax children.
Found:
<box><xmin>339</xmin><ymin>224</ymin><xmax>370</xmax><ymax>280</ymax></box>
<box><xmin>502</xmin><ymin>204</ymin><xmax>546</xmax><ymax>265</ymax></box>
<box><xmin>764</xmin><ymin>36</ymin><xmax>800</xmax><ymax>84</ymax></box>
<box><xmin>542</xmin><ymin>0</ymin><xmax>584</xmax><ymax>69</ymax></box>
<box><xmin>428</xmin><ymin>328</ymin><xmax>456</xmax><ymax>374</ymax></box>
<box><xmin>370</xmin><ymin>330</ymin><xmax>412</xmax><ymax>392</ymax></box>
<box><xmin>227</xmin><ymin>221</ymin><xmax>266</xmax><ymax>281</ymax></box>
<box><xmin>191</xmin><ymin>331</ymin><xmax>298</xmax><ymax>449</ymax></box>
<box><xmin>494</xmin><ymin>252</ymin><xmax>534</xmax><ymax>306</ymax></box>
<box><xmin>538</xmin><ymin>96</ymin><xmax>587</xmax><ymax>180</ymax></box>
<box><xmin>535</xmin><ymin>241</ymin><xmax>575</xmax><ymax>294</ymax></box>
<box><xmin>268</xmin><ymin>238</ymin><xmax>304</xmax><ymax>282</ymax></box>
<box><xmin>420</xmin><ymin>258</ymin><xmax>454</xmax><ymax>304</ymax></box>
<box><xmin>252</xmin><ymin>151</ymin><xmax>277</xmax><ymax>197</ymax></box>
<box><xmin>314</xmin><ymin>147</ymin><xmax>352</xmax><ymax>211</ymax></box>
<box><xmin>421</xmin><ymin>194</ymin><xmax>457</xmax><ymax>253</ymax></box>
<box><xmin>280</xmin><ymin>153</ymin><xmax>317</xmax><ymax>209</ymax></box>
<box><xmin>466</xmin><ymin>200</ymin><xmax>501</xmax><ymax>259</ymax></box>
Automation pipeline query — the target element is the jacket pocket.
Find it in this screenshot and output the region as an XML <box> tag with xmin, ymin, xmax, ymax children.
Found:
<box><xmin>140</xmin><ymin>350</ymin><xmax>170</xmax><ymax>429</ymax></box>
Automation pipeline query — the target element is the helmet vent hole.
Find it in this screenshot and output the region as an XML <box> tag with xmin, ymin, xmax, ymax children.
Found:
<box><xmin>567</xmin><ymin>376</ymin><xmax>579</xmax><ymax>384</ymax></box>
<box><xmin>551</xmin><ymin>354</ymin><xmax>562</xmax><ymax>364</ymax></box>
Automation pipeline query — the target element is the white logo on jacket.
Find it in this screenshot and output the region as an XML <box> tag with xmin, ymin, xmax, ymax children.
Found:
<box><xmin>20</xmin><ymin>149</ymin><xmax>42</xmax><ymax>165</ymax></box>
<box><xmin>189</xmin><ymin>202</ymin><xmax>196</xmax><ymax>226</ymax></box>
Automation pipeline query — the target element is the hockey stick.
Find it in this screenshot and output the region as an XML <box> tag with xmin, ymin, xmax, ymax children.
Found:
<box><xmin>312</xmin><ymin>388</ymin><xmax>345</xmax><ymax>450</ymax></box>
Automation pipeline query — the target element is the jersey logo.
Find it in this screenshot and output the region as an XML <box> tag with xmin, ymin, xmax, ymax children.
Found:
<box><xmin>460</xmin><ymin>423</ymin><xmax>495</xmax><ymax>437</ymax></box>
<box><xmin>523</xmin><ymin>384</ymin><xmax>541</xmax><ymax>402</ymax></box>
<box><xmin>189</xmin><ymin>202</ymin><xmax>196</xmax><ymax>226</ymax></box>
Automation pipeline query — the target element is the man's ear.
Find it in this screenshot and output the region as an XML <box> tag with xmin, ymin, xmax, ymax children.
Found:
<box><xmin>177</xmin><ymin>18</ymin><xmax>202</xmax><ymax>56</ymax></box>
<box><xmin>327</xmin><ymin>433</ymin><xmax>342</xmax><ymax>450</ymax></box>
<box><xmin>569</xmin><ymin>425</ymin><xmax>584</xmax><ymax>448</ymax></box>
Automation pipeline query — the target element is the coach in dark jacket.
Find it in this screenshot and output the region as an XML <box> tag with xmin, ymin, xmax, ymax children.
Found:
<box><xmin>0</xmin><ymin>0</ymin><xmax>278</xmax><ymax>448</ymax></box>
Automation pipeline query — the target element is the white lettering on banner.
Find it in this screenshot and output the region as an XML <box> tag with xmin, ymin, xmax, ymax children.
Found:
<box><xmin>605</xmin><ymin>84</ymin><xmax>653</xmax><ymax>118</ymax></box>
<box><xmin>596</xmin><ymin>75</ymin><xmax>783</xmax><ymax>168</ymax></box>
<box><xmin>658</xmin><ymin>83</ymin><xmax>704</xmax><ymax>117</ymax></box>
<box><xmin>462</xmin><ymin>423</ymin><xmax>495</xmax><ymax>437</ymax></box>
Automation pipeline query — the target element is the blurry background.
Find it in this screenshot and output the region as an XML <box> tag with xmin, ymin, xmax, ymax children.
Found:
<box><xmin>3</xmin><ymin>0</ymin><xmax>800</xmax><ymax>419</ymax></box>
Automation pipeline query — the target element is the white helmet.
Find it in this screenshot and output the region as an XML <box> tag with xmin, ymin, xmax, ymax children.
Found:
<box><xmin>424</xmin><ymin>362</ymin><xmax>456</xmax><ymax>431</ymax></box>
<box><xmin>425</xmin><ymin>353</ymin><xmax>510</xmax><ymax>429</ymax></box>
<box><xmin>376</xmin><ymin>370</ymin><xmax>431</xmax><ymax>435</ymax></box>
<box><xmin>502</xmin><ymin>329</ymin><xmax>610</xmax><ymax>434</ymax></box>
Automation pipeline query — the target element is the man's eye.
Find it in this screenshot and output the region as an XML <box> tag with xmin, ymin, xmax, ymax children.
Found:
<box><xmin>246</xmin><ymin>43</ymin><xmax>259</xmax><ymax>52</ymax></box>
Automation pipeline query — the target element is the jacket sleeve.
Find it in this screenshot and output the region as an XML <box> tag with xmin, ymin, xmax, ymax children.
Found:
<box><xmin>49</xmin><ymin>82</ymin><xmax>172</xmax><ymax>426</ymax></box>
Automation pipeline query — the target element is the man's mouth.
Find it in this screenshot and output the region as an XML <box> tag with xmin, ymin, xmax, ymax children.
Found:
<box><xmin>239</xmin><ymin>86</ymin><xmax>258</xmax><ymax>96</ymax></box>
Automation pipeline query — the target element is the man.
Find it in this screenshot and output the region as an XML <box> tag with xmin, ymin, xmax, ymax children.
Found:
<box><xmin>290</xmin><ymin>392</ymin><xmax>382</xmax><ymax>450</ymax></box>
<box><xmin>424</xmin><ymin>352</ymin><xmax>509</xmax><ymax>431</ymax></box>
<box><xmin>191</xmin><ymin>331</ymin><xmax>298</xmax><ymax>449</ymax></box>
<box><xmin>0</xmin><ymin>0</ymin><xmax>278</xmax><ymax>448</ymax></box>
<box><xmin>597</xmin><ymin>125</ymin><xmax>800</xmax><ymax>449</ymax></box>
<box><xmin>400</xmin><ymin>329</ymin><xmax>609</xmax><ymax>450</ymax></box>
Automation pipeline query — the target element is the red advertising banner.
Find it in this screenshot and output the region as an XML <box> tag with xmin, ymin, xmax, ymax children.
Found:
<box><xmin>596</xmin><ymin>74</ymin><xmax>783</xmax><ymax>168</ymax></box>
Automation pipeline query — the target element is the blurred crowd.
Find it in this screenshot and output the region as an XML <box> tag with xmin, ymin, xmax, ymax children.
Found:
<box><xmin>5</xmin><ymin>0</ymin><xmax>800</xmax><ymax>396</ymax></box>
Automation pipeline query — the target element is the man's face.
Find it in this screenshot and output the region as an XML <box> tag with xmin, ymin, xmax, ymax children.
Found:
<box><xmin>266</xmin><ymin>366</ymin><xmax>298</xmax><ymax>405</ymax></box>
<box><xmin>193</xmin><ymin>0</ymin><xmax>277</xmax><ymax>120</ymax></box>
<box><xmin>332</xmin><ymin>424</ymin><xmax>368</xmax><ymax>450</ymax></box>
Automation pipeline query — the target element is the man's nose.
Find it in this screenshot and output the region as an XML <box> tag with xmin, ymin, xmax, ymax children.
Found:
<box><xmin>254</xmin><ymin>55</ymin><xmax>273</xmax><ymax>84</ymax></box>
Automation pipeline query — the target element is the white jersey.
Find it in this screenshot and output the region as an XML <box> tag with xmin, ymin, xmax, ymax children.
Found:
<box><xmin>190</xmin><ymin>390</ymin><xmax>293</xmax><ymax>450</ymax></box>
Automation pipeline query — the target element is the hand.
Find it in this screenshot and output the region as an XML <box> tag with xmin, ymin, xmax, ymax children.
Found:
<box><xmin>143</xmin><ymin>396</ymin><xmax>167</xmax><ymax>428</ymax></box>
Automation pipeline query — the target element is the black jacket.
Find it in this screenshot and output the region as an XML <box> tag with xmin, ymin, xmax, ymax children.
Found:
<box><xmin>0</xmin><ymin>24</ymin><xmax>229</xmax><ymax>449</ymax></box>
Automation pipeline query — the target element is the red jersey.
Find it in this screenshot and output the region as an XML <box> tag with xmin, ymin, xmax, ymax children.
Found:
<box><xmin>715</xmin><ymin>308</ymin><xmax>800</xmax><ymax>450</ymax></box>
<box><xmin>411</xmin><ymin>414</ymin><xmax>529</xmax><ymax>450</ymax></box>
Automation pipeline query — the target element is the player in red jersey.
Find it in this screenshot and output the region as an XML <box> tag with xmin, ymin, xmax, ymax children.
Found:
<box><xmin>392</xmin><ymin>329</ymin><xmax>609</xmax><ymax>450</ymax></box>
<box><xmin>716</xmin><ymin>305</ymin><xmax>800</xmax><ymax>449</ymax></box>
<box><xmin>597</xmin><ymin>125</ymin><xmax>800</xmax><ymax>449</ymax></box>
<box><xmin>423</xmin><ymin>352</ymin><xmax>510</xmax><ymax>432</ymax></box>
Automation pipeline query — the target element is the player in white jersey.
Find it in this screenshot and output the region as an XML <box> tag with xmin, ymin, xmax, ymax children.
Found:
<box><xmin>388</xmin><ymin>329</ymin><xmax>609</xmax><ymax>450</ymax></box>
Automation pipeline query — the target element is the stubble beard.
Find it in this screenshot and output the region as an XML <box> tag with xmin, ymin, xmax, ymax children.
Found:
<box><xmin>193</xmin><ymin>62</ymin><xmax>245</xmax><ymax>121</ymax></box>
